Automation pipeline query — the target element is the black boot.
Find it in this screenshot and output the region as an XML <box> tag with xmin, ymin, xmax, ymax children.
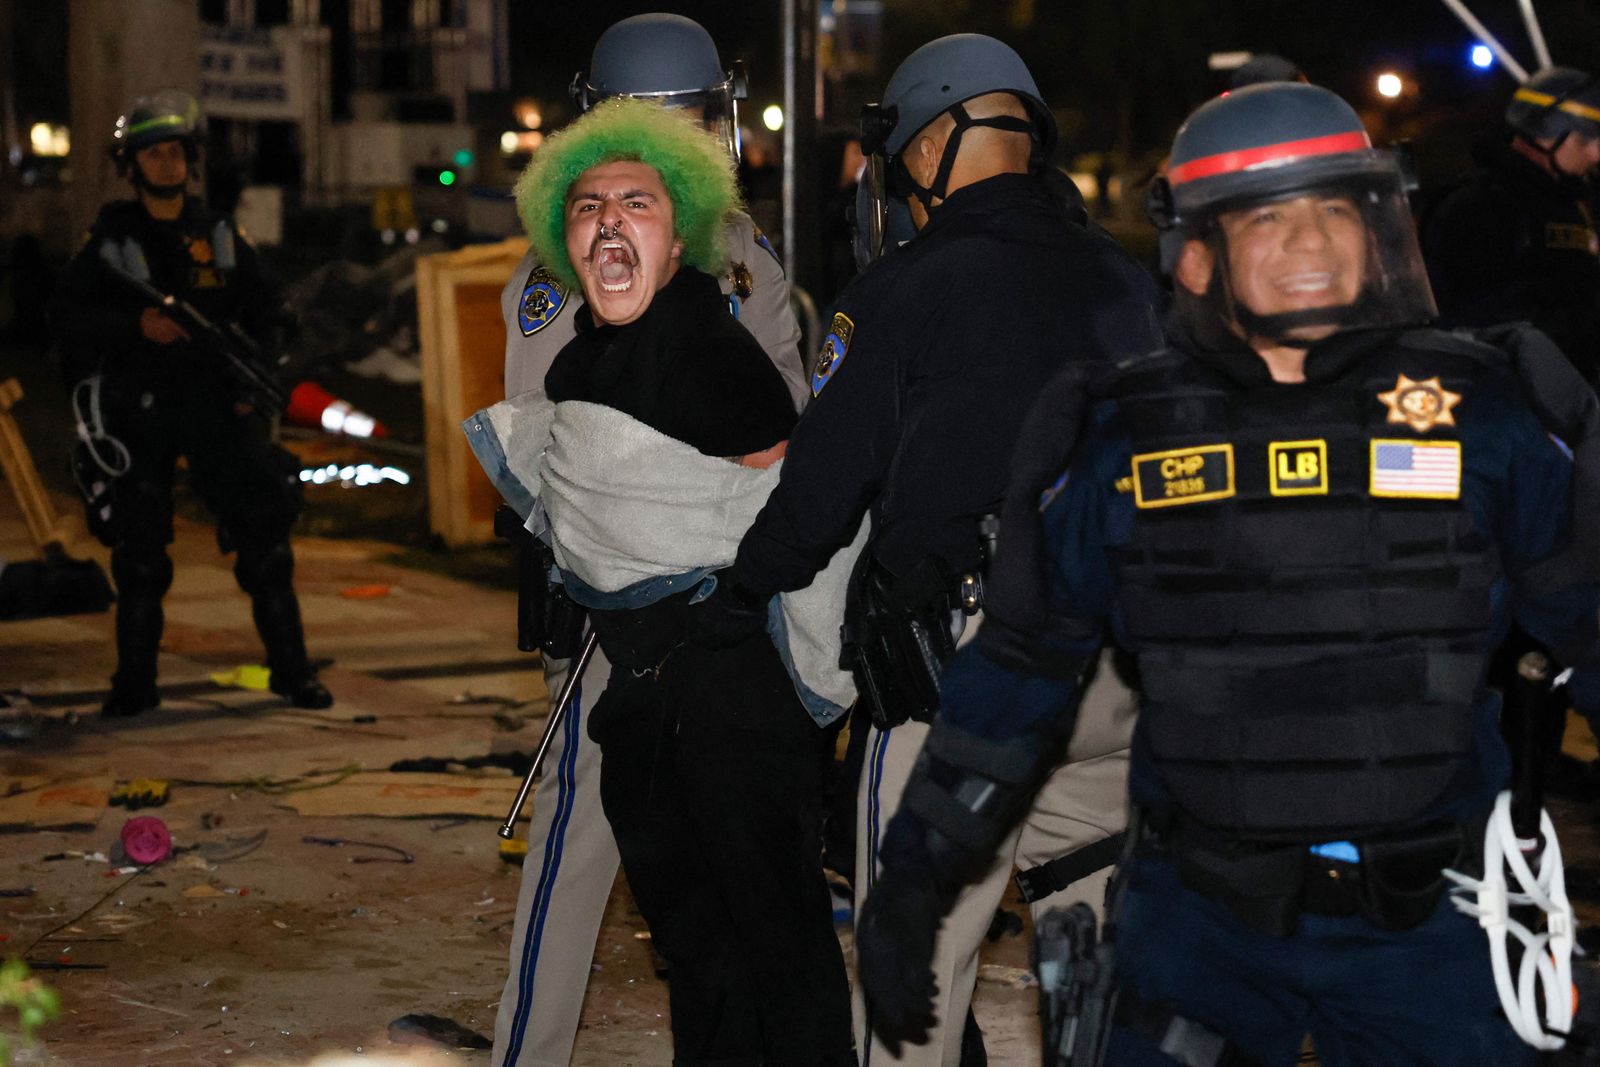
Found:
<box><xmin>104</xmin><ymin>594</ymin><xmax>164</xmax><ymax>717</ymax></box>
<box><xmin>252</xmin><ymin>590</ymin><xmax>333</xmax><ymax>709</ymax></box>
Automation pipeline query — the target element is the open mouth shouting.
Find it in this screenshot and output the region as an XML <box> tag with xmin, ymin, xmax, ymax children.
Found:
<box><xmin>594</xmin><ymin>238</ymin><xmax>638</xmax><ymax>294</ymax></box>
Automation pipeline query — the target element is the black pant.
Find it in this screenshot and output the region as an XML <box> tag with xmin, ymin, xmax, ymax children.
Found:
<box><xmin>593</xmin><ymin>635</ymin><xmax>856</xmax><ymax>1067</ymax></box>
<box><xmin>104</xmin><ymin>401</ymin><xmax>308</xmax><ymax>691</ymax></box>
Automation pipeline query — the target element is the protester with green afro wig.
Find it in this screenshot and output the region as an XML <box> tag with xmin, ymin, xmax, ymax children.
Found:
<box><xmin>515</xmin><ymin>97</ymin><xmax>743</xmax><ymax>292</ymax></box>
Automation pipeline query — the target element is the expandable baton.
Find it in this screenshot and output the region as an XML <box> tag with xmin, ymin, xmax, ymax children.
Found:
<box><xmin>100</xmin><ymin>259</ymin><xmax>291</xmax><ymax>417</ymax></box>
<box><xmin>1507</xmin><ymin>649</ymin><xmax>1553</xmax><ymax>842</ymax></box>
<box><xmin>498</xmin><ymin>629</ymin><xmax>599</xmax><ymax>839</ymax></box>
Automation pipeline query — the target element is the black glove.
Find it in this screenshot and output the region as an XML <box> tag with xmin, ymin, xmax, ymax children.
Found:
<box><xmin>855</xmin><ymin>866</ymin><xmax>944</xmax><ymax>1055</ymax></box>
<box><xmin>691</xmin><ymin>569</ymin><xmax>769</xmax><ymax>648</ymax></box>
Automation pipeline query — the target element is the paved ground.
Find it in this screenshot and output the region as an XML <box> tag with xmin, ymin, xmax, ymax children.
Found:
<box><xmin>0</xmin><ymin>471</ymin><xmax>1037</xmax><ymax>1066</ymax></box>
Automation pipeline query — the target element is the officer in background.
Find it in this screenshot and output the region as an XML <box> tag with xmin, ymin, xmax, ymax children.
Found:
<box><xmin>1422</xmin><ymin>66</ymin><xmax>1600</xmax><ymax>383</ymax></box>
<box><xmin>489</xmin><ymin>16</ymin><xmax>808</xmax><ymax>1067</ymax></box>
<box><xmin>858</xmin><ymin>81</ymin><xmax>1600</xmax><ymax>1065</ymax></box>
<box><xmin>698</xmin><ymin>34</ymin><xmax>1161</xmax><ymax>1064</ymax></box>
<box><xmin>50</xmin><ymin>91</ymin><xmax>330</xmax><ymax>717</ymax></box>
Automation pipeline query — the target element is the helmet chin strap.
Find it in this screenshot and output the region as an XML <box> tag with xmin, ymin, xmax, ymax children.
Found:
<box><xmin>1207</xmin><ymin>240</ymin><xmax>1361</xmax><ymax>349</ymax></box>
<box><xmin>899</xmin><ymin>101</ymin><xmax>1036</xmax><ymax>212</ymax></box>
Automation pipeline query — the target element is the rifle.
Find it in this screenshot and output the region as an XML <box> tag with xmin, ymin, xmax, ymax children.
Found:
<box><xmin>98</xmin><ymin>257</ymin><xmax>290</xmax><ymax>418</ymax></box>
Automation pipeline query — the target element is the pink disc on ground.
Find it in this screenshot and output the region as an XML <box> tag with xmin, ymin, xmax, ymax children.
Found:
<box><xmin>121</xmin><ymin>816</ymin><xmax>172</xmax><ymax>865</ymax></box>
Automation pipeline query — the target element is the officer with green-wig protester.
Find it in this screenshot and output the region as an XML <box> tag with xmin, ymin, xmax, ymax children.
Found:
<box><xmin>485</xmin><ymin>95</ymin><xmax>856</xmax><ymax>1066</ymax></box>
<box><xmin>482</xmin><ymin>15</ymin><xmax>816</xmax><ymax>1067</ymax></box>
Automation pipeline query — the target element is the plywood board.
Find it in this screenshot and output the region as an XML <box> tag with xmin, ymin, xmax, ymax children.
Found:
<box><xmin>276</xmin><ymin>771</ymin><xmax>522</xmax><ymax>819</ymax></box>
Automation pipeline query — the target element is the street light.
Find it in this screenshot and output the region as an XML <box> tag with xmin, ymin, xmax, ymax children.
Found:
<box><xmin>763</xmin><ymin>104</ymin><xmax>785</xmax><ymax>132</ymax></box>
<box><xmin>1376</xmin><ymin>72</ymin><xmax>1403</xmax><ymax>99</ymax></box>
<box><xmin>1470</xmin><ymin>44</ymin><xmax>1494</xmax><ymax>69</ymax></box>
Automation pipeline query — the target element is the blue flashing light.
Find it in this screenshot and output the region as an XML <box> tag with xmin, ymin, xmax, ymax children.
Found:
<box><xmin>1470</xmin><ymin>44</ymin><xmax>1493</xmax><ymax>70</ymax></box>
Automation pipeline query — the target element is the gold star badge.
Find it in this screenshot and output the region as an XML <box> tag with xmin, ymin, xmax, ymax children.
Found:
<box><xmin>1377</xmin><ymin>374</ymin><xmax>1461</xmax><ymax>433</ymax></box>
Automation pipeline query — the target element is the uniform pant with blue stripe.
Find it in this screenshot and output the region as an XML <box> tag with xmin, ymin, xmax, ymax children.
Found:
<box><xmin>491</xmin><ymin>646</ymin><xmax>622</xmax><ymax>1067</ymax></box>
<box><xmin>853</xmin><ymin>650</ymin><xmax>1138</xmax><ymax>1067</ymax></box>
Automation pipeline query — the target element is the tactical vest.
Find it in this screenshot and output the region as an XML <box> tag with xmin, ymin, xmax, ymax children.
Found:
<box><xmin>1107</xmin><ymin>335</ymin><xmax>1506</xmax><ymax>841</ymax></box>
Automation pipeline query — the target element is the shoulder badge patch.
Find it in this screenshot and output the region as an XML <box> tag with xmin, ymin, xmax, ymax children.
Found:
<box><xmin>1131</xmin><ymin>444</ymin><xmax>1235</xmax><ymax>509</ymax></box>
<box><xmin>728</xmin><ymin>260</ymin><xmax>754</xmax><ymax>301</ymax></box>
<box><xmin>812</xmin><ymin>312</ymin><xmax>854</xmax><ymax>397</ymax></box>
<box><xmin>1377</xmin><ymin>375</ymin><xmax>1460</xmax><ymax>434</ymax></box>
<box><xmin>751</xmin><ymin>224</ymin><xmax>782</xmax><ymax>268</ymax></box>
<box><xmin>1268</xmin><ymin>440</ymin><xmax>1328</xmax><ymax>497</ymax></box>
<box><xmin>1370</xmin><ymin>439</ymin><xmax>1461</xmax><ymax>499</ymax></box>
<box><xmin>518</xmin><ymin>265</ymin><xmax>568</xmax><ymax>337</ymax></box>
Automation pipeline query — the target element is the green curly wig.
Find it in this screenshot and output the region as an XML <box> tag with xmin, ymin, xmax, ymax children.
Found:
<box><xmin>515</xmin><ymin>98</ymin><xmax>744</xmax><ymax>290</ymax></box>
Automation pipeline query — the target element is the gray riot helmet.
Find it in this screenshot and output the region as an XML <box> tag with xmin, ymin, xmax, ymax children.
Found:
<box><xmin>1507</xmin><ymin>66</ymin><xmax>1600</xmax><ymax>175</ymax></box>
<box><xmin>111</xmin><ymin>90</ymin><xmax>202</xmax><ymax>195</ymax></box>
<box><xmin>1149</xmin><ymin>82</ymin><xmax>1435</xmax><ymax>347</ymax></box>
<box><xmin>569</xmin><ymin>13</ymin><xmax>748</xmax><ymax>161</ymax></box>
<box><xmin>855</xmin><ymin>33</ymin><xmax>1055</xmax><ymax>255</ymax></box>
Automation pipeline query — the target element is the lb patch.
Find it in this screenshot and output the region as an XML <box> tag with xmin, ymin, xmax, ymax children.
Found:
<box><xmin>1268</xmin><ymin>440</ymin><xmax>1328</xmax><ymax>497</ymax></box>
<box><xmin>1377</xmin><ymin>374</ymin><xmax>1460</xmax><ymax>434</ymax></box>
<box><xmin>812</xmin><ymin>312</ymin><xmax>854</xmax><ymax>396</ymax></box>
<box><xmin>517</xmin><ymin>265</ymin><xmax>568</xmax><ymax>337</ymax></box>
<box><xmin>1370</xmin><ymin>439</ymin><xmax>1461</xmax><ymax>500</ymax></box>
<box><xmin>1132</xmin><ymin>444</ymin><xmax>1235</xmax><ymax>509</ymax></box>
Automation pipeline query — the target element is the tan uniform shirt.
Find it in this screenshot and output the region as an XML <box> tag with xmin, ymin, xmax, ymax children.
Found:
<box><xmin>500</xmin><ymin>212</ymin><xmax>807</xmax><ymax>409</ymax></box>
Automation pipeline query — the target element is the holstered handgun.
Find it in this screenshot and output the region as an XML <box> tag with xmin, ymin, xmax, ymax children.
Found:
<box><xmin>494</xmin><ymin>504</ymin><xmax>586</xmax><ymax>659</ymax></box>
<box><xmin>841</xmin><ymin>553</ymin><xmax>962</xmax><ymax>730</ymax></box>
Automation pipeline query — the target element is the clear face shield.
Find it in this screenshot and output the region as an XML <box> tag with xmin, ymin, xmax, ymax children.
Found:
<box><xmin>570</xmin><ymin>63</ymin><xmax>747</xmax><ymax>162</ymax></box>
<box><xmin>1173</xmin><ymin>156</ymin><xmax>1437</xmax><ymax>348</ymax></box>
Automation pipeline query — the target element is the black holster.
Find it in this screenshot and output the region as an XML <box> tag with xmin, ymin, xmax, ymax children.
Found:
<box><xmin>494</xmin><ymin>504</ymin><xmax>585</xmax><ymax>659</ymax></box>
<box><xmin>841</xmin><ymin>553</ymin><xmax>963</xmax><ymax>730</ymax></box>
<box><xmin>1034</xmin><ymin>904</ymin><xmax>1118</xmax><ymax>1067</ymax></box>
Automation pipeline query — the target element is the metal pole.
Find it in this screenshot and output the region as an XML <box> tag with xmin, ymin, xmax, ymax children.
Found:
<box><xmin>782</xmin><ymin>0</ymin><xmax>797</xmax><ymax>283</ymax></box>
<box><xmin>1438</xmin><ymin>0</ymin><xmax>1530</xmax><ymax>83</ymax></box>
<box><xmin>1515</xmin><ymin>0</ymin><xmax>1552</xmax><ymax>72</ymax></box>
<box><xmin>497</xmin><ymin>630</ymin><xmax>599</xmax><ymax>839</ymax></box>
<box><xmin>781</xmin><ymin>0</ymin><xmax>819</xmax><ymax>295</ymax></box>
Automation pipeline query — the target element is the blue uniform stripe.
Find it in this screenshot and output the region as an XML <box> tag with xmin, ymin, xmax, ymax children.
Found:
<box><xmin>866</xmin><ymin>726</ymin><xmax>890</xmax><ymax>892</ymax></box>
<box><xmin>502</xmin><ymin>682</ymin><xmax>583</xmax><ymax>1066</ymax></box>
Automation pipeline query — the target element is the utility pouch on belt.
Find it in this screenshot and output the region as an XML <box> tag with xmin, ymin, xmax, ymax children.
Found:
<box><xmin>1035</xmin><ymin>904</ymin><xmax>1117</xmax><ymax>1067</ymax></box>
<box><xmin>841</xmin><ymin>553</ymin><xmax>961</xmax><ymax>730</ymax></box>
<box><xmin>493</xmin><ymin>504</ymin><xmax>585</xmax><ymax>659</ymax></box>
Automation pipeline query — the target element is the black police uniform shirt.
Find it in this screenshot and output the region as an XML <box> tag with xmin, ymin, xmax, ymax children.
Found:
<box><xmin>733</xmin><ymin>172</ymin><xmax>1162</xmax><ymax>597</ymax></box>
<box><xmin>543</xmin><ymin>266</ymin><xmax>796</xmax><ymax>458</ymax></box>
<box><xmin>52</xmin><ymin>196</ymin><xmax>275</xmax><ymax>411</ymax></box>
<box><xmin>933</xmin><ymin>319</ymin><xmax>1600</xmax><ymax>843</ymax></box>
<box><xmin>1422</xmin><ymin>133</ymin><xmax>1600</xmax><ymax>381</ymax></box>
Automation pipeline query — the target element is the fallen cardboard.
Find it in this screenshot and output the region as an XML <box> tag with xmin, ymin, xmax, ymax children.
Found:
<box><xmin>0</xmin><ymin>775</ymin><xmax>113</xmax><ymax>831</ymax></box>
<box><xmin>276</xmin><ymin>771</ymin><xmax>521</xmax><ymax>819</ymax></box>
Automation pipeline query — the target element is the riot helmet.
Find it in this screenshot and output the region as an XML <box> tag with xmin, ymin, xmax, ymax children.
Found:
<box><xmin>569</xmin><ymin>14</ymin><xmax>748</xmax><ymax>161</ymax></box>
<box><xmin>1506</xmin><ymin>66</ymin><xmax>1600</xmax><ymax>177</ymax></box>
<box><xmin>1228</xmin><ymin>53</ymin><xmax>1307</xmax><ymax>90</ymax></box>
<box><xmin>1148</xmin><ymin>82</ymin><xmax>1435</xmax><ymax>348</ymax></box>
<box><xmin>111</xmin><ymin>90</ymin><xmax>202</xmax><ymax>197</ymax></box>
<box><xmin>856</xmin><ymin>34</ymin><xmax>1055</xmax><ymax>258</ymax></box>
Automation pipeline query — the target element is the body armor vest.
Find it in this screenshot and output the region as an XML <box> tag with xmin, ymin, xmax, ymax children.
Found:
<box><xmin>1107</xmin><ymin>334</ymin><xmax>1505</xmax><ymax>841</ymax></box>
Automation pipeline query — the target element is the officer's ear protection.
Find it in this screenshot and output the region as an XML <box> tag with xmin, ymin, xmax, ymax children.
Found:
<box><xmin>1145</xmin><ymin>175</ymin><xmax>1177</xmax><ymax>231</ymax></box>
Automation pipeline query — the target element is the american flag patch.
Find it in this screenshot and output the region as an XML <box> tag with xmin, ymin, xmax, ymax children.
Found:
<box><xmin>1369</xmin><ymin>439</ymin><xmax>1461</xmax><ymax>499</ymax></box>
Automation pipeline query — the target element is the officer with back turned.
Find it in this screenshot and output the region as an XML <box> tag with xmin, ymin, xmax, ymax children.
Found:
<box><xmin>50</xmin><ymin>91</ymin><xmax>329</xmax><ymax>717</ymax></box>
<box><xmin>1422</xmin><ymin>66</ymin><xmax>1600</xmax><ymax>383</ymax></box>
<box><xmin>695</xmin><ymin>33</ymin><xmax>1162</xmax><ymax>1064</ymax></box>
<box><xmin>856</xmin><ymin>81</ymin><xmax>1600</xmax><ymax>1066</ymax></box>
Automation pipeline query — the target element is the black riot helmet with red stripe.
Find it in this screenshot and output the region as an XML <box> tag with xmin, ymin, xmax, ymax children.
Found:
<box><xmin>1149</xmin><ymin>82</ymin><xmax>1436</xmax><ymax>347</ymax></box>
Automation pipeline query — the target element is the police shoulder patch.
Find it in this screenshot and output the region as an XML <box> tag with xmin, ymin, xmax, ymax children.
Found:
<box><xmin>1268</xmin><ymin>439</ymin><xmax>1328</xmax><ymax>497</ymax></box>
<box><xmin>518</xmin><ymin>265</ymin><xmax>568</xmax><ymax>337</ymax></box>
<box><xmin>750</xmin><ymin>223</ymin><xmax>782</xmax><ymax>268</ymax></box>
<box><xmin>812</xmin><ymin>312</ymin><xmax>854</xmax><ymax>396</ymax></box>
<box><xmin>1131</xmin><ymin>444</ymin><xmax>1235</xmax><ymax>509</ymax></box>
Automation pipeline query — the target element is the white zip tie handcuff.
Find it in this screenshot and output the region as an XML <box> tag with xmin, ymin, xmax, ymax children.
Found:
<box><xmin>1444</xmin><ymin>789</ymin><xmax>1575</xmax><ymax>1050</ymax></box>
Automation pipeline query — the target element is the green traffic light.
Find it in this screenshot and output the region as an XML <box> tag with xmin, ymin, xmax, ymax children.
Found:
<box><xmin>439</xmin><ymin>170</ymin><xmax>456</xmax><ymax>186</ymax></box>
<box><xmin>453</xmin><ymin>148</ymin><xmax>474</xmax><ymax>167</ymax></box>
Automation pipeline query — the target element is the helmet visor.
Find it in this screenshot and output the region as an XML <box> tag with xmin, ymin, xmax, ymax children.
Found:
<box><xmin>1175</xmin><ymin>165</ymin><xmax>1437</xmax><ymax>344</ymax></box>
<box><xmin>575</xmin><ymin>79</ymin><xmax>742</xmax><ymax>161</ymax></box>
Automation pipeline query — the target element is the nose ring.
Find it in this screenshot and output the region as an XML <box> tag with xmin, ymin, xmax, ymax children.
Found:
<box><xmin>599</xmin><ymin>221</ymin><xmax>622</xmax><ymax>240</ymax></box>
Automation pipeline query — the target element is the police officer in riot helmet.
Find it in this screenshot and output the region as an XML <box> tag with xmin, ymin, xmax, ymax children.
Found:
<box><xmin>696</xmin><ymin>32</ymin><xmax>1159</xmax><ymax>1065</ymax></box>
<box><xmin>1422</xmin><ymin>66</ymin><xmax>1600</xmax><ymax>383</ymax></box>
<box><xmin>856</xmin><ymin>80</ymin><xmax>1600</xmax><ymax>1065</ymax></box>
<box><xmin>49</xmin><ymin>91</ymin><xmax>330</xmax><ymax>717</ymax></box>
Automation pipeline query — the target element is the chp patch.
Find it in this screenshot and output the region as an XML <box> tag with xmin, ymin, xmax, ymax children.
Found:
<box><xmin>812</xmin><ymin>312</ymin><xmax>854</xmax><ymax>396</ymax></box>
<box><xmin>1268</xmin><ymin>440</ymin><xmax>1328</xmax><ymax>497</ymax></box>
<box><xmin>1132</xmin><ymin>444</ymin><xmax>1235</xmax><ymax>509</ymax></box>
<box><xmin>517</xmin><ymin>265</ymin><xmax>568</xmax><ymax>337</ymax></box>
